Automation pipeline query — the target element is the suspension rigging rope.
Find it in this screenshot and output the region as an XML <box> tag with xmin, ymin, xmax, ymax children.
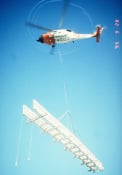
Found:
<box><xmin>27</xmin><ymin>124</ymin><xmax>33</xmax><ymax>161</ymax></box>
<box><xmin>15</xmin><ymin>116</ymin><xmax>24</xmax><ymax>167</ymax></box>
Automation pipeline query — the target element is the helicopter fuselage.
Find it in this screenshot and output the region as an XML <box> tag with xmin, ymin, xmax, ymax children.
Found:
<box><xmin>37</xmin><ymin>29</ymin><xmax>94</xmax><ymax>45</ymax></box>
<box><xmin>37</xmin><ymin>26</ymin><xmax>103</xmax><ymax>46</ymax></box>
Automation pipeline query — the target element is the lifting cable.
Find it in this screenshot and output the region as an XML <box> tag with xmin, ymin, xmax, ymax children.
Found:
<box><xmin>58</xmin><ymin>50</ymin><xmax>76</xmax><ymax>135</ymax></box>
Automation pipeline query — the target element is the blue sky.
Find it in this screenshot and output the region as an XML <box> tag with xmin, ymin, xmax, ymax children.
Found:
<box><xmin>0</xmin><ymin>0</ymin><xmax>121</xmax><ymax>175</ymax></box>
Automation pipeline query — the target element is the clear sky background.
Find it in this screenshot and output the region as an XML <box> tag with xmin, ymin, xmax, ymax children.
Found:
<box><xmin>0</xmin><ymin>0</ymin><xmax>121</xmax><ymax>175</ymax></box>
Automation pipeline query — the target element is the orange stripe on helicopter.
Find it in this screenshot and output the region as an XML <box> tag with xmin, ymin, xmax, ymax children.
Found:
<box><xmin>42</xmin><ymin>33</ymin><xmax>55</xmax><ymax>45</ymax></box>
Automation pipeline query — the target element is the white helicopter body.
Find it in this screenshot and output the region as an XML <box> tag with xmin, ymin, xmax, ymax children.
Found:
<box><xmin>36</xmin><ymin>26</ymin><xmax>104</xmax><ymax>46</ymax></box>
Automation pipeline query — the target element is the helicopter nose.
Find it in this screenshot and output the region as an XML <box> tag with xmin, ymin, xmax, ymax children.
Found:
<box><xmin>36</xmin><ymin>36</ymin><xmax>44</xmax><ymax>43</ymax></box>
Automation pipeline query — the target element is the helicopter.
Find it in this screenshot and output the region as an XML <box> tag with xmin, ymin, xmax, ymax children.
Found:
<box><xmin>26</xmin><ymin>0</ymin><xmax>104</xmax><ymax>48</ymax></box>
<box><xmin>26</xmin><ymin>22</ymin><xmax>104</xmax><ymax>48</ymax></box>
<box><xmin>37</xmin><ymin>25</ymin><xmax>104</xmax><ymax>46</ymax></box>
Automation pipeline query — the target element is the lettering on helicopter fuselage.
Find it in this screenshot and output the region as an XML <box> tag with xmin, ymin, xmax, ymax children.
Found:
<box><xmin>54</xmin><ymin>35</ymin><xmax>67</xmax><ymax>42</ymax></box>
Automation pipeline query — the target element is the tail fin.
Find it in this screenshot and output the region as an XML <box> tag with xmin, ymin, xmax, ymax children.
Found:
<box><xmin>93</xmin><ymin>26</ymin><xmax>104</xmax><ymax>42</ymax></box>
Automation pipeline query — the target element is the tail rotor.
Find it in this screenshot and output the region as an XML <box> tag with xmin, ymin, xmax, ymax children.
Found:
<box><xmin>93</xmin><ymin>25</ymin><xmax>104</xmax><ymax>42</ymax></box>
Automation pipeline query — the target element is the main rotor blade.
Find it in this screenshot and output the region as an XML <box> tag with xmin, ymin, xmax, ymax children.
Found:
<box><xmin>59</xmin><ymin>0</ymin><xmax>69</xmax><ymax>28</ymax></box>
<box><xmin>26</xmin><ymin>22</ymin><xmax>52</xmax><ymax>31</ymax></box>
